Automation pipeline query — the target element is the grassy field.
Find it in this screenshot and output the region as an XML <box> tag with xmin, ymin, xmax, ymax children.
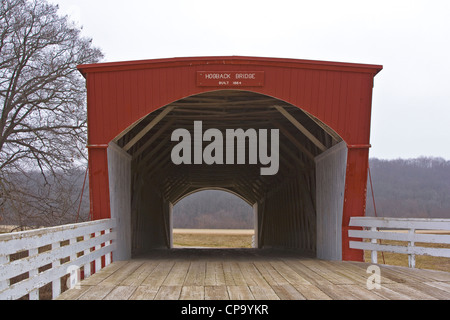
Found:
<box><xmin>173</xmin><ymin>229</ymin><xmax>450</xmax><ymax>272</ymax></box>
<box><xmin>172</xmin><ymin>228</ymin><xmax>254</xmax><ymax>248</ymax></box>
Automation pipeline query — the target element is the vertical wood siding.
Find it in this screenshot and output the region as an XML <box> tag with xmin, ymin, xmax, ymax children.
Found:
<box><xmin>258</xmin><ymin>168</ymin><xmax>316</xmax><ymax>252</ymax></box>
<box><xmin>107</xmin><ymin>142</ymin><xmax>132</xmax><ymax>261</ymax></box>
<box><xmin>342</xmin><ymin>147</ymin><xmax>371</xmax><ymax>261</ymax></box>
<box><xmin>315</xmin><ymin>141</ymin><xmax>348</xmax><ymax>260</ymax></box>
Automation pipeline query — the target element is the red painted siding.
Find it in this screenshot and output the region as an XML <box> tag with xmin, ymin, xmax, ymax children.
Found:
<box><xmin>342</xmin><ymin>147</ymin><xmax>371</xmax><ymax>261</ymax></box>
<box><xmin>80</xmin><ymin>56</ymin><xmax>381</xmax><ymax>146</ymax></box>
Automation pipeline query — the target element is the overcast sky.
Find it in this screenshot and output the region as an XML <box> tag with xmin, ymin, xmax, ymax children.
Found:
<box><xmin>49</xmin><ymin>0</ymin><xmax>450</xmax><ymax>160</ymax></box>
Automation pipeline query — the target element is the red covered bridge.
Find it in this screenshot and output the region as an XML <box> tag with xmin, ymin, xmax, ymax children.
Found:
<box><xmin>78</xmin><ymin>56</ymin><xmax>382</xmax><ymax>261</ymax></box>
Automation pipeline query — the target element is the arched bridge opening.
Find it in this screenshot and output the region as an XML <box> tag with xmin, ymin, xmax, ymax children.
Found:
<box><xmin>107</xmin><ymin>90</ymin><xmax>345</xmax><ymax>258</ymax></box>
<box><xmin>172</xmin><ymin>189</ymin><xmax>254</xmax><ymax>249</ymax></box>
<box><xmin>78</xmin><ymin>56</ymin><xmax>382</xmax><ymax>262</ymax></box>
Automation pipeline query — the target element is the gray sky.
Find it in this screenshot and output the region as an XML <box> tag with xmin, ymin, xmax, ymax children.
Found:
<box><xmin>50</xmin><ymin>0</ymin><xmax>450</xmax><ymax>160</ymax></box>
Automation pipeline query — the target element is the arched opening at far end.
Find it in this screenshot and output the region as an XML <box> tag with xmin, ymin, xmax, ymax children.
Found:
<box><xmin>171</xmin><ymin>189</ymin><xmax>255</xmax><ymax>249</ymax></box>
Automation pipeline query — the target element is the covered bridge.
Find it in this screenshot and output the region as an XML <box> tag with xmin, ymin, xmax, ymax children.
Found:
<box><xmin>77</xmin><ymin>56</ymin><xmax>382</xmax><ymax>262</ymax></box>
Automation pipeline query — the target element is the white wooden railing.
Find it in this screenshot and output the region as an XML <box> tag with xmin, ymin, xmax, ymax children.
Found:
<box><xmin>349</xmin><ymin>217</ymin><xmax>450</xmax><ymax>268</ymax></box>
<box><xmin>0</xmin><ymin>218</ymin><xmax>116</xmax><ymax>300</ymax></box>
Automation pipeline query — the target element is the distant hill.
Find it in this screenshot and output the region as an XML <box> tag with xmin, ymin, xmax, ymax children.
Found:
<box><xmin>172</xmin><ymin>190</ymin><xmax>253</xmax><ymax>229</ymax></box>
<box><xmin>366</xmin><ymin>157</ymin><xmax>450</xmax><ymax>219</ymax></box>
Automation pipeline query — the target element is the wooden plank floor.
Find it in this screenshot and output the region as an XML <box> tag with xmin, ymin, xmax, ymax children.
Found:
<box><xmin>57</xmin><ymin>248</ymin><xmax>450</xmax><ymax>300</ymax></box>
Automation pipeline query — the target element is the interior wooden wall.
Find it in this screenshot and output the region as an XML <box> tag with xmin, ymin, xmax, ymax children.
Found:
<box><xmin>257</xmin><ymin>167</ymin><xmax>316</xmax><ymax>253</ymax></box>
<box><xmin>315</xmin><ymin>141</ymin><xmax>348</xmax><ymax>260</ymax></box>
<box><xmin>130</xmin><ymin>174</ymin><xmax>171</xmax><ymax>256</ymax></box>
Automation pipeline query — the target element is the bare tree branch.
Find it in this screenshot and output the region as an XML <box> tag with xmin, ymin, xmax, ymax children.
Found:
<box><xmin>0</xmin><ymin>0</ymin><xmax>103</xmax><ymax>228</ymax></box>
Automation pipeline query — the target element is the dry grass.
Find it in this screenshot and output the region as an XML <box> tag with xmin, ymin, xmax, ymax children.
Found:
<box><xmin>172</xmin><ymin>229</ymin><xmax>254</xmax><ymax>248</ymax></box>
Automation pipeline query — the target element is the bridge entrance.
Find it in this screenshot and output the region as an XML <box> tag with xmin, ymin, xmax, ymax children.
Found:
<box><xmin>171</xmin><ymin>189</ymin><xmax>254</xmax><ymax>249</ymax></box>
<box><xmin>78</xmin><ymin>56</ymin><xmax>382</xmax><ymax>262</ymax></box>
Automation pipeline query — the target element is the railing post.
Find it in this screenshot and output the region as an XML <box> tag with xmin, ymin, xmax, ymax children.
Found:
<box><xmin>95</xmin><ymin>231</ymin><xmax>101</xmax><ymax>273</ymax></box>
<box><xmin>105</xmin><ymin>228</ymin><xmax>112</xmax><ymax>266</ymax></box>
<box><xmin>370</xmin><ymin>226</ymin><xmax>378</xmax><ymax>264</ymax></box>
<box><xmin>28</xmin><ymin>248</ymin><xmax>39</xmax><ymax>300</ymax></box>
<box><xmin>408</xmin><ymin>228</ymin><xmax>416</xmax><ymax>268</ymax></box>
<box><xmin>83</xmin><ymin>233</ymin><xmax>92</xmax><ymax>278</ymax></box>
<box><xmin>52</xmin><ymin>241</ymin><xmax>61</xmax><ymax>299</ymax></box>
<box><xmin>0</xmin><ymin>255</ymin><xmax>9</xmax><ymax>292</ymax></box>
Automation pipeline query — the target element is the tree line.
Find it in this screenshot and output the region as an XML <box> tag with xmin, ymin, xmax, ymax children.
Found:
<box><xmin>366</xmin><ymin>157</ymin><xmax>450</xmax><ymax>219</ymax></box>
<box><xmin>172</xmin><ymin>190</ymin><xmax>254</xmax><ymax>229</ymax></box>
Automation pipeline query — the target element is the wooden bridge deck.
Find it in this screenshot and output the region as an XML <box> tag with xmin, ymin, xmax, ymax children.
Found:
<box><xmin>57</xmin><ymin>248</ymin><xmax>450</xmax><ymax>300</ymax></box>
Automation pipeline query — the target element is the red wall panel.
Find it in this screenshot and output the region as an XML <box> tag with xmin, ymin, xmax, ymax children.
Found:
<box><xmin>342</xmin><ymin>147</ymin><xmax>370</xmax><ymax>261</ymax></box>
<box><xmin>81</xmin><ymin>58</ymin><xmax>380</xmax><ymax>148</ymax></box>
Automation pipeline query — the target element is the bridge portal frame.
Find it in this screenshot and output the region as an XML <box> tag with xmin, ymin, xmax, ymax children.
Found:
<box><xmin>78</xmin><ymin>56</ymin><xmax>382</xmax><ymax>262</ymax></box>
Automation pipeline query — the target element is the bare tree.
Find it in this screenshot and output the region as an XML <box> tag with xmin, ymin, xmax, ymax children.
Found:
<box><xmin>0</xmin><ymin>0</ymin><xmax>102</xmax><ymax>227</ymax></box>
<box><xmin>1</xmin><ymin>168</ymin><xmax>91</xmax><ymax>228</ymax></box>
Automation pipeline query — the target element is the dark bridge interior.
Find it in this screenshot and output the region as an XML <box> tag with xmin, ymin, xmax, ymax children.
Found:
<box><xmin>111</xmin><ymin>90</ymin><xmax>342</xmax><ymax>255</ymax></box>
